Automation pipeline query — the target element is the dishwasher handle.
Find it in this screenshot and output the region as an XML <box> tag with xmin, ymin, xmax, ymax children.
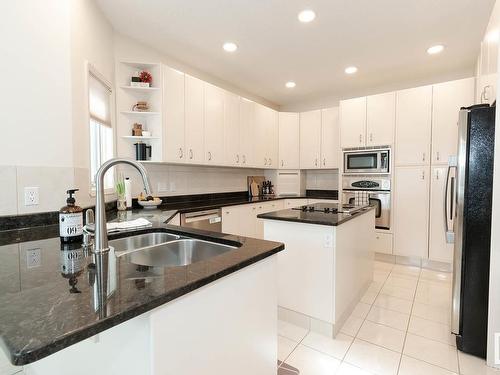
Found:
<box><xmin>182</xmin><ymin>209</ymin><xmax>222</xmax><ymax>224</ymax></box>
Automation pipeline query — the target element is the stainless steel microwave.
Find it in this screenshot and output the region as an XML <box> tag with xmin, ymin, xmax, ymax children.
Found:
<box><xmin>343</xmin><ymin>148</ymin><xmax>390</xmax><ymax>174</ymax></box>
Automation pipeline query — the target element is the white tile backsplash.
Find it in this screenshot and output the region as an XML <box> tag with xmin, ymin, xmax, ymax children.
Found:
<box><xmin>305</xmin><ymin>169</ymin><xmax>339</xmax><ymax>190</ymax></box>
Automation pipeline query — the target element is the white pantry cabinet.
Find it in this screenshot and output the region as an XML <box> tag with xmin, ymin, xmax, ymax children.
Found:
<box><xmin>224</xmin><ymin>91</ymin><xmax>240</xmax><ymax>166</ymax></box>
<box><xmin>185</xmin><ymin>75</ymin><xmax>205</xmax><ymax>164</ymax></box>
<box><xmin>340</xmin><ymin>97</ymin><xmax>366</xmax><ymax>148</ymax></box>
<box><xmin>239</xmin><ymin>98</ymin><xmax>255</xmax><ymax>167</ymax></box>
<box><xmin>278</xmin><ymin>112</ymin><xmax>300</xmax><ymax>169</ymax></box>
<box><xmin>320</xmin><ymin>107</ymin><xmax>340</xmax><ymax>168</ymax></box>
<box><xmin>163</xmin><ymin>66</ymin><xmax>185</xmax><ymax>162</ymax></box>
<box><xmin>395</xmin><ymin>85</ymin><xmax>432</xmax><ymax>166</ymax></box>
<box><xmin>366</xmin><ymin>92</ymin><xmax>396</xmax><ymax>146</ymax></box>
<box><xmin>428</xmin><ymin>166</ymin><xmax>453</xmax><ymax>263</ymax></box>
<box><xmin>431</xmin><ymin>78</ymin><xmax>475</xmax><ymax>165</ymax></box>
<box><xmin>204</xmin><ymin>83</ymin><xmax>224</xmax><ymax>165</ymax></box>
<box><xmin>299</xmin><ymin>110</ymin><xmax>321</xmax><ymax>169</ymax></box>
<box><xmin>394</xmin><ymin>166</ymin><xmax>430</xmax><ymax>258</ymax></box>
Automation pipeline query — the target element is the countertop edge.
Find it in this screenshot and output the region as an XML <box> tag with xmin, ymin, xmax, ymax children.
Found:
<box><xmin>8</xmin><ymin>241</ymin><xmax>284</xmax><ymax>366</ymax></box>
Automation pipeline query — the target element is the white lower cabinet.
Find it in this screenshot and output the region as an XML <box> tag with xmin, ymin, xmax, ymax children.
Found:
<box><xmin>373</xmin><ymin>232</ymin><xmax>393</xmax><ymax>255</ymax></box>
<box><xmin>221</xmin><ymin>206</ymin><xmax>242</xmax><ymax>236</ymax></box>
<box><xmin>394</xmin><ymin>166</ymin><xmax>430</xmax><ymax>258</ymax></box>
<box><xmin>284</xmin><ymin>199</ymin><xmax>308</xmax><ymax>208</ymax></box>
<box><xmin>429</xmin><ymin>166</ymin><xmax>453</xmax><ymax>263</ymax></box>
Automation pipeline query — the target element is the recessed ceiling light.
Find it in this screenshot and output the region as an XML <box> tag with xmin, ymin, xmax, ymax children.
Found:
<box><xmin>223</xmin><ymin>42</ymin><xmax>238</xmax><ymax>52</ymax></box>
<box><xmin>285</xmin><ymin>81</ymin><xmax>296</xmax><ymax>88</ymax></box>
<box><xmin>298</xmin><ymin>9</ymin><xmax>316</xmax><ymax>23</ymax></box>
<box><xmin>486</xmin><ymin>30</ymin><xmax>500</xmax><ymax>43</ymax></box>
<box><xmin>427</xmin><ymin>45</ymin><xmax>444</xmax><ymax>55</ymax></box>
<box><xmin>345</xmin><ymin>66</ymin><xmax>358</xmax><ymax>75</ymax></box>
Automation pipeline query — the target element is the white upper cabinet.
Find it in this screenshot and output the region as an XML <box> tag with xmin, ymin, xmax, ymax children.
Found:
<box><xmin>204</xmin><ymin>83</ymin><xmax>224</xmax><ymax>165</ymax></box>
<box><xmin>239</xmin><ymin>98</ymin><xmax>255</xmax><ymax>167</ymax></box>
<box><xmin>395</xmin><ymin>85</ymin><xmax>432</xmax><ymax>166</ymax></box>
<box><xmin>300</xmin><ymin>110</ymin><xmax>321</xmax><ymax>169</ymax></box>
<box><xmin>254</xmin><ymin>103</ymin><xmax>278</xmax><ymax>168</ymax></box>
<box><xmin>163</xmin><ymin>66</ymin><xmax>185</xmax><ymax>162</ymax></box>
<box><xmin>224</xmin><ymin>91</ymin><xmax>240</xmax><ymax>166</ymax></box>
<box><xmin>366</xmin><ymin>92</ymin><xmax>396</xmax><ymax>146</ymax></box>
<box><xmin>394</xmin><ymin>166</ymin><xmax>430</xmax><ymax>258</ymax></box>
<box><xmin>185</xmin><ymin>75</ymin><xmax>205</xmax><ymax>164</ymax></box>
<box><xmin>340</xmin><ymin>97</ymin><xmax>367</xmax><ymax>148</ymax></box>
<box><xmin>320</xmin><ymin>107</ymin><xmax>340</xmax><ymax>169</ymax></box>
<box><xmin>278</xmin><ymin>112</ymin><xmax>300</xmax><ymax>169</ymax></box>
<box><xmin>431</xmin><ymin>78</ymin><xmax>474</xmax><ymax>165</ymax></box>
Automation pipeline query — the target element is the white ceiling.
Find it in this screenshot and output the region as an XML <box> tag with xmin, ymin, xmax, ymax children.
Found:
<box><xmin>96</xmin><ymin>0</ymin><xmax>495</xmax><ymax>107</ymax></box>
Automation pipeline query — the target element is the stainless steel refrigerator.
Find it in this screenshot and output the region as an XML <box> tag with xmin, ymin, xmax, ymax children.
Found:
<box><xmin>445</xmin><ymin>103</ymin><xmax>496</xmax><ymax>358</ymax></box>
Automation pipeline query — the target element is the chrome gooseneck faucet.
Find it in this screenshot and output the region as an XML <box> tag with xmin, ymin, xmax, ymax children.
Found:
<box><xmin>94</xmin><ymin>158</ymin><xmax>152</xmax><ymax>253</ymax></box>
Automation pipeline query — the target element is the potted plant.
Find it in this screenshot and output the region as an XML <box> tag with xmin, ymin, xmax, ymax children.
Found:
<box><xmin>115</xmin><ymin>174</ymin><xmax>126</xmax><ymax>211</ymax></box>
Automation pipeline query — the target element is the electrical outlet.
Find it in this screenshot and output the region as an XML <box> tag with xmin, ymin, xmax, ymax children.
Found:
<box><xmin>170</xmin><ymin>182</ymin><xmax>176</xmax><ymax>192</ymax></box>
<box><xmin>157</xmin><ymin>182</ymin><xmax>168</xmax><ymax>193</ymax></box>
<box><xmin>324</xmin><ymin>234</ymin><xmax>333</xmax><ymax>248</ymax></box>
<box><xmin>26</xmin><ymin>248</ymin><xmax>41</xmax><ymax>268</ymax></box>
<box><xmin>24</xmin><ymin>187</ymin><xmax>39</xmax><ymax>206</ymax></box>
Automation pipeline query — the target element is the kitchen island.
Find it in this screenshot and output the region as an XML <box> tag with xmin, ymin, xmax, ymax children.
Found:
<box><xmin>258</xmin><ymin>203</ymin><xmax>375</xmax><ymax>337</ymax></box>
<box><xmin>0</xmin><ymin>220</ymin><xmax>283</xmax><ymax>375</ymax></box>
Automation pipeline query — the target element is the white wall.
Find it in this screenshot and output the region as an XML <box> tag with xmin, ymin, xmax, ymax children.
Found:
<box><xmin>0</xmin><ymin>0</ymin><xmax>115</xmax><ymax>215</ymax></box>
<box><xmin>0</xmin><ymin>0</ymin><xmax>72</xmax><ymax>168</ymax></box>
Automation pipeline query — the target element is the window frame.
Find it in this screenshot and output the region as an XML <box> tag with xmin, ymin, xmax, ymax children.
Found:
<box><xmin>86</xmin><ymin>61</ymin><xmax>116</xmax><ymax>196</ymax></box>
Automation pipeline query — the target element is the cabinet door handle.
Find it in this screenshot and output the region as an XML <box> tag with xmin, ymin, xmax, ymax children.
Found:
<box><xmin>264</xmin><ymin>157</ymin><xmax>268</xmax><ymax>166</ymax></box>
<box><xmin>323</xmin><ymin>158</ymin><xmax>326</xmax><ymax>166</ymax></box>
<box><xmin>422</xmin><ymin>152</ymin><xmax>426</xmax><ymax>162</ymax></box>
<box><xmin>269</xmin><ymin>158</ymin><xmax>272</xmax><ymax>165</ymax></box>
<box><xmin>179</xmin><ymin>148</ymin><xmax>183</xmax><ymax>159</ymax></box>
<box><xmin>421</xmin><ymin>171</ymin><xmax>425</xmax><ymax>180</ymax></box>
<box><xmin>370</xmin><ymin>133</ymin><xmax>373</xmax><ymax>142</ymax></box>
<box><xmin>189</xmin><ymin>149</ymin><xmax>193</xmax><ymax>160</ymax></box>
<box><xmin>314</xmin><ymin>158</ymin><xmax>318</xmax><ymax>167</ymax></box>
<box><xmin>236</xmin><ymin>154</ymin><xmax>239</xmax><ymax>163</ymax></box>
<box><xmin>359</xmin><ymin>134</ymin><xmax>363</xmax><ymax>143</ymax></box>
<box><xmin>243</xmin><ymin>155</ymin><xmax>246</xmax><ymax>164</ymax></box>
<box><xmin>208</xmin><ymin>151</ymin><xmax>212</xmax><ymax>161</ymax></box>
<box><xmin>281</xmin><ymin>160</ymin><xmax>284</xmax><ymax>167</ymax></box>
<box><xmin>436</xmin><ymin>169</ymin><xmax>440</xmax><ymax>180</ymax></box>
<box><xmin>436</xmin><ymin>151</ymin><xmax>440</xmax><ymax>161</ymax></box>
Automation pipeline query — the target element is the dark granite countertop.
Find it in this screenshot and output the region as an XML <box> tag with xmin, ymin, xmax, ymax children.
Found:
<box><xmin>0</xmin><ymin>222</ymin><xmax>284</xmax><ymax>366</ymax></box>
<box><xmin>257</xmin><ymin>204</ymin><xmax>375</xmax><ymax>226</ymax></box>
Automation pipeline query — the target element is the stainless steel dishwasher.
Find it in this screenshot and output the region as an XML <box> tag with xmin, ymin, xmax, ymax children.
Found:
<box><xmin>180</xmin><ymin>209</ymin><xmax>222</xmax><ymax>232</ymax></box>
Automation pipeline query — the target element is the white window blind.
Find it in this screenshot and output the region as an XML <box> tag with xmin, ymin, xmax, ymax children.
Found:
<box><xmin>88</xmin><ymin>65</ymin><xmax>114</xmax><ymax>190</ymax></box>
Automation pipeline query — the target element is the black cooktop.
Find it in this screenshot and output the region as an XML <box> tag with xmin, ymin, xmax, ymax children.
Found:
<box><xmin>292</xmin><ymin>203</ymin><xmax>361</xmax><ymax>214</ymax></box>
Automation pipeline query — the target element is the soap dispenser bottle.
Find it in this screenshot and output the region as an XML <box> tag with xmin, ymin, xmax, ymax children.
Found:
<box><xmin>59</xmin><ymin>189</ymin><xmax>83</xmax><ymax>243</ymax></box>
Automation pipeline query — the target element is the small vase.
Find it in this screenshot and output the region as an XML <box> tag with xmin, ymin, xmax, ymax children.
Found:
<box><xmin>117</xmin><ymin>197</ymin><xmax>127</xmax><ymax>211</ymax></box>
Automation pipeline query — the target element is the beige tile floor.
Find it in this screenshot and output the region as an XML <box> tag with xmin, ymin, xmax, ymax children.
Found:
<box><xmin>278</xmin><ymin>260</ymin><xmax>500</xmax><ymax>375</ymax></box>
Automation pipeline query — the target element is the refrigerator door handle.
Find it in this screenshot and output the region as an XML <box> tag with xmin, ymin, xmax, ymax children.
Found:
<box><xmin>445</xmin><ymin>157</ymin><xmax>457</xmax><ymax>244</ymax></box>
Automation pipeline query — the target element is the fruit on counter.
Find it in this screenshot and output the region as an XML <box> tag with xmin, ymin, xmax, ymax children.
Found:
<box><xmin>138</xmin><ymin>193</ymin><xmax>159</xmax><ymax>202</ymax></box>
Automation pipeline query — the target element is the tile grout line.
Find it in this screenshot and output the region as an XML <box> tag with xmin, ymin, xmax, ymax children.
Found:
<box><xmin>395</xmin><ymin>267</ymin><xmax>420</xmax><ymax>375</ymax></box>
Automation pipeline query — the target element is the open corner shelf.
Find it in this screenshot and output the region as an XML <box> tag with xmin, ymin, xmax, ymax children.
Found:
<box><xmin>120</xmin><ymin>111</ymin><xmax>161</xmax><ymax>116</ymax></box>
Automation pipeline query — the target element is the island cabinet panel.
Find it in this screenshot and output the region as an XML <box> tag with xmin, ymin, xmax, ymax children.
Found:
<box><xmin>269</xmin><ymin>221</ymin><xmax>334</xmax><ymax>322</ymax></box>
<box><xmin>151</xmin><ymin>256</ymin><xmax>278</xmax><ymax>375</ymax></box>
<box><xmin>393</xmin><ymin>166</ymin><xmax>430</xmax><ymax>258</ymax></box>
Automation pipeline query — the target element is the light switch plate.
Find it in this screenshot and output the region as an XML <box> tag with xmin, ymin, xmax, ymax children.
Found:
<box><xmin>24</xmin><ymin>187</ymin><xmax>39</xmax><ymax>206</ymax></box>
<box><xmin>26</xmin><ymin>248</ymin><xmax>41</xmax><ymax>268</ymax></box>
<box><xmin>324</xmin><ymin>233</ymin><xmax>333</xmax><ymax>248</ymax></box>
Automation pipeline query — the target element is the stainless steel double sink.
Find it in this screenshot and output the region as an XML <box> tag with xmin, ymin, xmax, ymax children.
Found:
<box><xmin>110</xmin><ymin>232</ymin><xmax>237</xmax><ymax>267</ymax></box>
